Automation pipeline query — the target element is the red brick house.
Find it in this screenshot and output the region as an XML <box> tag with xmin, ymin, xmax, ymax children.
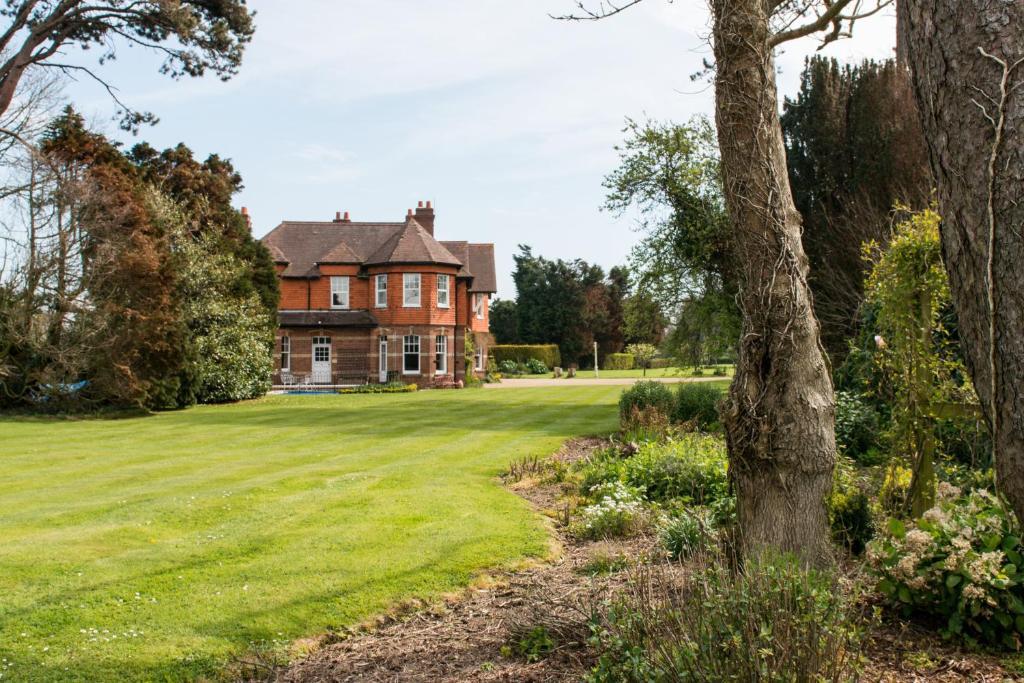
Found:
<box><xmin>260</xmin><ymin>202</ymin><xmax>495</xmax><ymax>387</ymax></box>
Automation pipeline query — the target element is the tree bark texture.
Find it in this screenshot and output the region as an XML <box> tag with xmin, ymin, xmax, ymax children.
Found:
<box><xmin>899</xmin><ymin>1</ymin><xmax>1024</xmax><ymax>521</ymax></box>
<box><xmin>711</xmin><ymin>0</ymin><xmax>836</xmax><ymax>565</ymax></box>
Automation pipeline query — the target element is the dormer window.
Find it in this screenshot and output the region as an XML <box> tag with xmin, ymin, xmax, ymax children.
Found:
<box><xmin>437</xmin><ymin>274</ymin><xmax>450</xmax><ymax>308</ymax></box>
<box><xmin>375</xmin><ymin>274</ymin><xmax>388</xmax><ymax>307</ymax></box>
<box><xmin>403</xmin><ymin>273</ymin><xmax>421</xmax><ymax>307</ymax></box>
<box><xmin>331</xmin><ymin>276</ymin><xmax>349</xmax><ymax>309</ymax></box>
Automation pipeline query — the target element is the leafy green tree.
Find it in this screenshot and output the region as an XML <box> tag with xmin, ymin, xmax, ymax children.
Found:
<box><xmin>147</xmin><ymin>192</ymin><xmax>272</xmax><ymax>404</ymax></box>
<box><xmin>625</xmin><ymin>343</ymin><xmax>657</xmax><ymax>376</ymax></box>
<box><xmin>603</xmin><ymin>116</ymin><xmax>738</xmax><ymax>364</ymax></box>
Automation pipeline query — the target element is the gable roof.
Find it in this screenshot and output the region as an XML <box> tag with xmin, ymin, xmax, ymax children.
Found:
<box><xmin>261</xmin><ymin>212</ymin><xmax>497</xmax><ymax>293</ymax></box>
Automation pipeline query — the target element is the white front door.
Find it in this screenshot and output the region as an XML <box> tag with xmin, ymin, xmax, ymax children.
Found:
<box><xmin>379</xmin><ymin>337</ymin><xmax>388</xmax><ymax>383</ymax></box>
<box><xmin>312</xmin><ymin>337</ymin><xmax>331</xmax><ymax>384</ymax></box>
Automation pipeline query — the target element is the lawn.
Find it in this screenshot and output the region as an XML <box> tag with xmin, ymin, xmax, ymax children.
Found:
<box><xmin>0</xmin><ymin>386</ymin><xmax>620</xmax><ymax>682</ymax></box>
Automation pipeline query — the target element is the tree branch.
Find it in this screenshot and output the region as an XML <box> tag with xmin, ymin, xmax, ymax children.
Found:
<box><xmin>550</xmin><ymin>0</ymin><xmax>647</xmax><ymax>21</ymax></box>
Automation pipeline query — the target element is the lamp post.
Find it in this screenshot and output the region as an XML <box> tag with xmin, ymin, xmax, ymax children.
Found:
<box><xmin>594</xmin><ymin>341</ymin><xmax>599</xmax><ymax>379</ymax></box>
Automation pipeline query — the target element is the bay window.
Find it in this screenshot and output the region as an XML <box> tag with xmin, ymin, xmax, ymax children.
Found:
<box><xmin>403</xmin><ymin>335</ymin><xmax>420</xmax><ymax>374</ymax></box>
<box><xmin>435</xmin><ymin>335</ymin><xmax>448</xmax><ymax>374</ymax></box>
<box><xmin>437</xmin><ymin>274</ymin><xmax>450</xmax><ymax>308</ymax></box>
<box><xmin>403</xmin><ymin>273</ymin><xmax>421</xmax><ymax>307</ymax></box>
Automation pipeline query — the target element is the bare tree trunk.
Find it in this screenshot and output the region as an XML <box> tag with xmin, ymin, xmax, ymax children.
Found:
<box><xmin>898</xmin><ymin>1</ymin><xmax>1024</xmax><ymax>520</ymax></box>
<box><xmin>711</xmin><ymin>0</ymin><xmax>836</xmax><ymax>565</ymax></box>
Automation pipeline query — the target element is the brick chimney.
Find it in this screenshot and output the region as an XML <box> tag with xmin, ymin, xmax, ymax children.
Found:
<box><xmin>241</xmin><ymin>206</ymin><xmax>252</xmax><ymax>231</ymax></box>
<box><xmin>333</xmin><ymin>211</ymin><xmax>351</xmax><ymax>223</ymax></box>
<box><xmin>414</xmin><ymin>200</ymin><xmax>435</xmax><ymax>236</ymax></box>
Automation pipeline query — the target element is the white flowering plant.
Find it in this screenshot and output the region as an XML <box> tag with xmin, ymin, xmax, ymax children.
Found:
<box><xmin>573</xmin><ymin>482</ymin><xmax>649</xmax><ymax>540</ymax></box>
<box><xmin>866</xmin><ymin>483</ymin><xmax>1024</xmax><ymax>648</ymax></box>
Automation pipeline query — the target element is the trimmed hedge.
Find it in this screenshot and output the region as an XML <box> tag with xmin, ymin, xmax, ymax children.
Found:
<box><xmin>604</xmin><ymin>353</ymin><xmax>635</xmax><ymax>371</ymax></box>
<box><xmin>491</xmin><ymin>344</ymin><xmax>561</xmax><ymax>369</ymax></box>
<box><xmin>649</xmin><ymin>358</ymin><xmax>671</xmax><ymax>369</ymax></box>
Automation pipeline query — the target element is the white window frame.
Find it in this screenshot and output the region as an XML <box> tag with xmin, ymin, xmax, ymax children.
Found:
<box><xmin>403</xmin><ymin>334</ymin><xmax>420</xmax><ymax>374</ymax></box>
<box><xmin>435</xmin><ymin>334</ymin><xmax>448</xmax><ymax>375</ymax></box>
<box><xmin>436</xmin><ymin>274</ymin><xmax>450</xmax><ymax>308</ymax></box>
<box><xmin>474</xmin><ymin>346</ymin><xmax>484</xmax><ymax>371</ymax></box>
<box><xmin>403</xmin><ymin>273</ymin><xmax>421</xmax><ymax>308</ymax></box>
<box><xmin>280</xmin><ymin>335</ymin><xmax>290</xmax><ymax>371</ymax></box>
<box><xmin>375</xmin><ymin>274</ymin><xmax>388</xmax><ymax>308</ymax></box>
<box><xmin>330</xmin><ymin>276</ymin><xmax>350</xmax><ymax>309</ymax></box>
<box><xmin>473</xmin><ymin>293</ymin><xmax>485</xmax><ymax>319</ymax></box>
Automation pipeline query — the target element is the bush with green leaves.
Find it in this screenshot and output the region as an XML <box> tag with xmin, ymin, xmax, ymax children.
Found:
<box><xmin>618</xmin><ymin>381</ymin><xmax>674</xmax><ymax>425</ymax></box>
<box><xmin>498</xmin><ymin>359</ymin><xmax>520</xmax><ymax>375</ymax></box>
<box><xmin>587</xmin><ymin>552</ymin><xmax>867</xmax><ymax>682</ymax></box>
<box><xmin>573</xmin><ymin>482</ymin><xmax>648</xmax><ymax>540</ymax></box>
<box><xmin>834</xmin><ymin>391</ymin><xmax>883</xmax><ymax>462</ymax></box>
<box><xmin>513</xmin><ymin>626</ymin><xmax>555</xmax><ymax>663</ymax></box>
<box><xmin>673</xmin><ymin>382</ymin><xmax>724</xmax><ymax>428</ymax></box>
<box><xmin>576</xmin><ymin>435</ymin><xmax>730</xmax><ymax>508</ymax></box>
<box><xmin>525</xmin><ymin>357</ymin><xmax>549</xmax><ymax>374</ymax></box>
<box><xmin>604</xmin><ymin>353</ymin><xmax>635</xmax><ymax>370</ymax></box>
<box><xmin>867</xmin><ymin>485</ymin><xmax>1024</xmax><ymax>648</ymax></box>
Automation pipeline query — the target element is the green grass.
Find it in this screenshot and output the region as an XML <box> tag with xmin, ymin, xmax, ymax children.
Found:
<box><xmin>0</xmin><ymin>386</ymin><xmax>620</xmax><ymax>682</ymax></box>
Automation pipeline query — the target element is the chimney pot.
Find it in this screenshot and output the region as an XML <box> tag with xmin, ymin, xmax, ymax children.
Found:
<box><xmin>426</xmin><ymin>200</ymin><xmax>432</xmax><ymax>209</ymax></box>
<box><xmin>418</xmin><ymin>200</ymin><xmax>424</xmax><ymax>208</ymax></box>
<box><xmin>343</xmin><ymin>211</ymin><xmax>350</xmax><ymax>221</ymax></box>
<box><xmin>407</xmin><ymin>208</ymin><xmax>413</xmax><ymax>217</ymax></box>
<box><xmin>334</xmin><ymin>211</ymin><xmax>342</xmax><ymax>222</ymax></box>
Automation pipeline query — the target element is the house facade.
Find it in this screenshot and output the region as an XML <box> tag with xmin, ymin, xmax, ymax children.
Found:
<box><xmin>260</xmin><ymin>202</ymin><xmax>495</xmax><ymax>387</ymax></box>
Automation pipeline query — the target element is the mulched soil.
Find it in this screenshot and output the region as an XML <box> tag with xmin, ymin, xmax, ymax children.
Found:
<box><xmin>244</xmin><ymin>437</ymin><xmax>1023</xmax><ymax>683</ymax></box>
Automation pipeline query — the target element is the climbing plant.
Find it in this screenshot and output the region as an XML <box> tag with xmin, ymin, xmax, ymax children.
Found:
<box><xmin>864</xmin><ymin>207</ymin><xmax>979</xmax><ymax>517</ymax></box>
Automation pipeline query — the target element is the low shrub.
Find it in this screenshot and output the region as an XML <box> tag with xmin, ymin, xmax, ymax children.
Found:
<box><xmin>525</xmin><ymin>357</ymin><xmax>549</xmax><ymax>374</ymax></box>
<box><xmin>649</xmin><ymin>358</ymin><xmax>671</xmax><ymax>369</ymax></box>
<box><xmin>712</xmin><ymin>366</ymin><xmax>727</xmax><ymax>377</ymax></box>
<box><xmin>512</xmin><ymin>626</ymin><xmax>555</xmax><ymax>663</ymax></box>
<box><xmin>604</xmin><ymin>353</ymin><xmax>635</xmax><ymax>371</ymax></box>
<box><xmin>835</xmin><ymin>391</ymin><xmax>883</xmax><ymax>462</ymax></box>
<box><xmin>621</xmin><ymin>405</ymin><xmax>672</xmax><ymax>443</ymax></box>
<box><xmin>673</xmin><ymin>382</ymin><xmax>724</xmax><ymax>428</ymax></box>
<box><xmin>580</xmin><ymin>543</ymin><xmax>630</xmax><ymax>576</ymax></box>
<box><xmin>624</xmin><ymin>436</ymin><xmax>729</xmax><ymax>505</ymax></box>
<box><xmin>491</xmin><ymin>344</ymin><xmax>561</xmax><ymax>369</ymax></box>
<box><xmin>573</xmin><ymin>482</ymin><xmax>649</xmax><ymax>540</ymax></box>
<box><xmin>618</xmin><ymin>381</ymin><xmax>674</xmax><ymax>425</ymax></box>
<box><xmin>576</xmin><ymin>436</ymin><xmax>730</xmax><ymax>508</ymax></box>
<box><xmin>338</xmin><ymin>383</ymin><xmax>417</xmax><ymax>394</ymax></box>
<box><xmin>498</xmin><ymin>359</ymin><xmax>520</xmax><ymax>375</ymax></box>
<box><xmin>587</xmin><ymin>552</ymin><xmax>868</xmax><ymax>682</ymax></box>
<box><xmin>829</xmin><ymin>457</ymin><xmax>875</xmax><ymax>554</ymax></box>
<box><xmin>867</xmin><ymin>485</ymin><xmax>1024</xmax><ymax>648</ymax></box>
<box><xmin>660</xmin><ymin>508</ymin><xmax>716</xmax><ymax>560</ymax></box>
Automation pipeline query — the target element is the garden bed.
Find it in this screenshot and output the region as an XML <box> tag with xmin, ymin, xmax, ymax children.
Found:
<box><xmin>247</xmin><ymin>437</ymin><xmax>1020</xmax><ymax>682</ymax></box>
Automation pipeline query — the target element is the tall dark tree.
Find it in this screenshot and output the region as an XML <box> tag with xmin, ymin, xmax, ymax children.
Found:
<box><xmin>127</xmin><ymin>142</ymin><xmax>279</xmax><ymax>318</ymax></box>
<box><xmin>0</xmin><ymin>1</ymin><xmax>255</xmax><ymax>130</ymax></box>
<box><xmin>488</xmin><ymin>298</ymin><xmax>519</xmax><ymax>344</ymax></box>
<box><xmin>38</xmin><ymin>108</ymin><xmax>189</xmax><ymax>408</ymax></box>
<box><xmin>782</xmin><ymin>56</ymin><xmax>931</xmax><ymax>357</ymax></box>
<box><xmin>898</xmin><ymin>2</ymin><xmax>1024</xmax><ymax>526</ymax></box>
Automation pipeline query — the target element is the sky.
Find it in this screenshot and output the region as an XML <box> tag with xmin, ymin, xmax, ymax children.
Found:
<box><xmin>65</xmin><ymin>0</ymin><xmax>899</xmax><ymax>299</ymax></box>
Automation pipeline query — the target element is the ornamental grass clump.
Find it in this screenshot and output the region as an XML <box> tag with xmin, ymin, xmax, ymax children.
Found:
<box><xmin>586</xmin><ymin>552</ymin><xmax>868</xmax><ymax>682</ymax></box>
<box><xmin>867</xmin><ymin>483</ymin><xmax>1024</xmax><ymax>648</ymax></box>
